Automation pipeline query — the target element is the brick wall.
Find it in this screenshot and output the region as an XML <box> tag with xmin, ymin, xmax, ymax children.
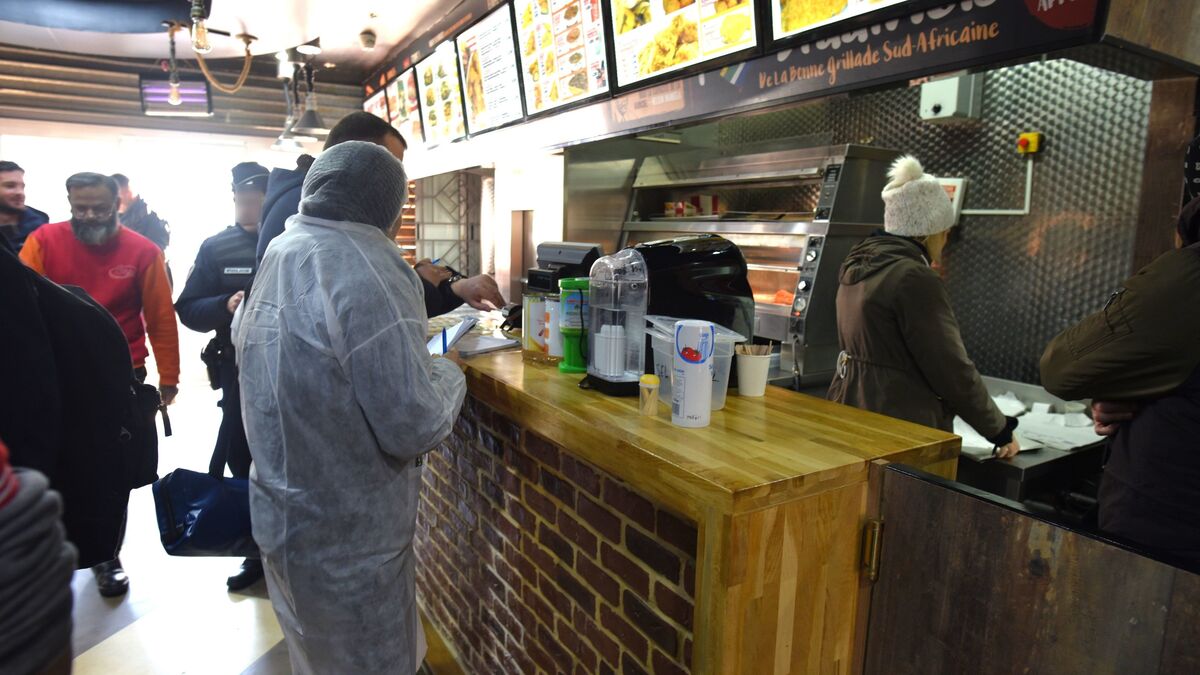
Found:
<box><xmin>415</xmin><ymin>395</ymin><xmax>698</xmax><ymax>675</ymax></box>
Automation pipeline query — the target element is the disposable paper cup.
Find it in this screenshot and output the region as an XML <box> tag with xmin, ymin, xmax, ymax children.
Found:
<box><xmin>736</xmin><ymin>353</ymin><xmax>771</xmax><ymax>397</ymax></box>
<box><xmin>1064</xmin><ymin>401</ymin><xmax>1090</xmax><ymax>427</ymax></box>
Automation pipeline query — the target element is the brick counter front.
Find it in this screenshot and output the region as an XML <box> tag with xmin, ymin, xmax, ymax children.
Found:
<box><xmin>418</xmin><ymin>352</ymin><xmax>960</xmax><ymax>673</ymax></box>
<box><xmin>415</xmin><ymin>395</ymin><xmax>697</xmax><ymax>674</ymax></box>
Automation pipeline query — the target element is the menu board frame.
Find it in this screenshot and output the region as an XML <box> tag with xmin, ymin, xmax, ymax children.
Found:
<box><xmin>514</xmin><ymin>0</ymin><xmax>618</xmax><ymax>121</ymax></box>
<box><xmin>455</xmin><ymin>3</ymin><xmax>528</xmax><ymax>136</ymax></box>
<box><xmin>385</xmin><ymin>68</ymin><xmax>426</xmax><ymax>146</ymax></box>
<box><xmin>414</xmin><ymin>40</ymin><xmax>470</xmax><ymax>147</ymax></box>
<box><xmin>606</xmin><ymin>0</ymin><xmax>763</xmax><ymax>94</ymax></box>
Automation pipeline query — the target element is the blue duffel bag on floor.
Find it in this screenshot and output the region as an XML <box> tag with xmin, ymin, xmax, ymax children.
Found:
<box><xmin>151</xmin><ymin>468</ymin><xmax>257</xmax><ymax>557</ymax></box>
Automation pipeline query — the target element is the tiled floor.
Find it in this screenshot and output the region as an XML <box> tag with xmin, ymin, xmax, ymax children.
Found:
<box><xmin>69</xmin><ymin>330</ymin><xmax>292</xmax><ymax>674</ymax></box>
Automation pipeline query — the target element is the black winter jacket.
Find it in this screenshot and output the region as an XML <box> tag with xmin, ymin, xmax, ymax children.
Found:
<box><xmin>0</xmin><ymin>247</ymin><xmax>133</xmax><ymax>568</ymax></box>
<box><xmin>1041</xmin><ymin>245</ymin><xmax>1200</xmax><ymax>565</ymax></box>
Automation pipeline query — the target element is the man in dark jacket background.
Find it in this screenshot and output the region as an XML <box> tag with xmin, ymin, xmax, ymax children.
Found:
<box><xmin>176</xmin><ymin>161</ymin><xmax>268</xmax><ymax>590</ymax></box>
<box><xmin>112</xmin><ymin>173</ymin><xmax>170</xmax><ymax>252</ymax></box>
<box><xmin>113</xmin><ymin>172</ymin><xmax>172</xmax><ymax>285</ymax></box>
<box><xmin>1041</xmin><ymin>196</ymin><xmax>1200</xmax><ymax>567</ymax></box>
<box><xmin>256</xmin><ymin>112</ymin><xmax>506</xmax><ymax>315</ymax></box>
<box><xmin>0</xmin><ymin>160</ymin><xmax>49</xmax><ymax>252</ymax></box>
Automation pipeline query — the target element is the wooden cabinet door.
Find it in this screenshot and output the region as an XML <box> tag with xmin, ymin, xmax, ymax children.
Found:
<box><xmin>862</xmin><ymin>464</ymin><xmax>1200</xmax><ymax>675</ymax></box>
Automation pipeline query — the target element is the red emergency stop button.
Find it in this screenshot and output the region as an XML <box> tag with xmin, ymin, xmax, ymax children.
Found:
<box><xmin>1017</xmin><ymin>132</ymin><xmax>1042</xmax><ymax>154</ymax></box>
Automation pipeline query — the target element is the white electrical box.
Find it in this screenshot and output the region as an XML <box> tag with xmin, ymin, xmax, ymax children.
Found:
<box><xmin>920</xmin><ymin>74</ymin><xmax>983</xmax><ymax>123</ymax></box>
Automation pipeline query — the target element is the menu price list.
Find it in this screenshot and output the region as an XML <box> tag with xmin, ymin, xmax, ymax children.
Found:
<box><xmin>611</xmin><ymin>0</ymin><xmax>756</xmax><ymax>87</ymax></box>
<box><xmin>772</xmin><ymin>0</ymin><xmax>911</xmax><ymax>40</ymax></box>
<box><xmin>416</xmin><ymin>42</ymin><xmax>468</xmax><ymax>146</ymax></box>
<box><xmin>457</xmin><ymin>5</ymin><xmax>526</xmax><ymax>134</ymax></box>
<box><xmin>516</xmin><ymin>0</ymin><xmax>610</xmax><ymax>114</ymax></box>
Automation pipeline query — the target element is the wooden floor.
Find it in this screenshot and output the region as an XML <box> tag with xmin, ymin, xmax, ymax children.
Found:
<box><xmin>70</xmin><ymin>332</ymin><xmax>464</xmax><ymax>674</ymax></box>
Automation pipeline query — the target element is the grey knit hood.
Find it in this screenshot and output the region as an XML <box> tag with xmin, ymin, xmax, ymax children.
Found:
<box><xmin>299</xmin><ymin>141</ymin><xmax>407</xmax><ymax>231</ymax></box>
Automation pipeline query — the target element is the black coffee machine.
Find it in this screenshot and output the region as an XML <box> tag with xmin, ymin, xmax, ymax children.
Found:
<box><xmin>635</xmin><ymin>234</ymin><xmax>755</xmax><ymax>375</ymax></box>
<box><xmin>637</xmin><ymin>234</ymin><xmax>754</xmax><ymax>337</ymax></box>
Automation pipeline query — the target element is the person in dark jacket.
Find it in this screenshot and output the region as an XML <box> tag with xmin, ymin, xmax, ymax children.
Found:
<box><xmin>1040</xmin><ymin>196</ymin><xmax>1200</xmax><ymax>566</ymax></box>
<box><xmin>112</xmin><ymin>173</ymin><xmax>170</xmax><ymax>252</ymax></box>
<box><xmin>0</xmin><ymin>160</ymin><xmax>50</xmax><ymax>252</ymax></box>
<box><xmin>0</xmin><ymin>244</ymin><xmax>135</xmax><ymax>594</ymax></box>
<box><xmin>175</xmin><ymin>161</ymin><xmax>268</xmax><ymax>591</ymax></box>
<box><xmin>828</xmin><ymin>156</ymin><xmax>1020</xmax><ymax>458</ymax></box>
<box><xmin>255</xmin><ymin>112</ymin><xmax>506</xmax><ymax>315</ymax></box>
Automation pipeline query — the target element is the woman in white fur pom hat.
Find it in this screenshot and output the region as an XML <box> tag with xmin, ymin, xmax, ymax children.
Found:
<box><xmin>827</xmin><ymin>156</ymin><xmax>1020</xmax><ymax>458</ymax></box>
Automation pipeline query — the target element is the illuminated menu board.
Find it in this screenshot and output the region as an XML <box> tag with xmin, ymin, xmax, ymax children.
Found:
<box><xmin>772</xmin><ymin>0</ymin><xmax>911</xmax><ymax>40</ymax></box>
<box><xmin>515</xmin><ymin>0</ymin><xmax>610</xmax><ymax>114</ymax></box>
<box><xmin>387</xmin><ymin>69</ymin><xmax>424</xmax><ymax>145</ymax></box>
<box><xmin>416</xmin><ymin>41</ymin><xmax>467</xmax><ymax>145</ymax></box>
<box><xmin>456</xmin><ymin>5</ymin><xmax>525</xmax><ymax>133</ymax></box>
<box><xmin>610</xmin><ymin>0</ymin><xmax>756</xmax><ymax>88</ymax></box>
<box><xmin>363</xmin><ymin>88</ymin><xmax>388</xmax><ymax>120</ymax></box>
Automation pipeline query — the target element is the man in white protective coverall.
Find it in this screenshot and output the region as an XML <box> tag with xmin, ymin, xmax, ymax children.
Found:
<box><xmin>236</xmin><ymin>141</ymin><xmax>466</xmax><ymax>674</ymax></box>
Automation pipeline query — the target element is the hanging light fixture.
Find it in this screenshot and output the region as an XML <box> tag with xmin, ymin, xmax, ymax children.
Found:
<box><xmin>167</xmin><ymin>26</ymin><xmax>182</xmax><ymax>105</ymax></box>
<box><xmin>271</xmin><ymin>136</ymin><xmax>308</xmax><ymax>153</ymax></box>
<box><xmin>189</xmin><ymin>0</ymin><xmax>212</xmax><ymax>54</ymax></box>
<box><xmin>168</xmin><ymin>14</ymin><xmax>256</xmax><ymax>97</ymax></box>
<box><xmin>292</xmin><ymin>64</ymin><xmax>329</xmax><ymax>136</ymax></box>
<box><xmin>296</xmin><ymin>38</ymin><xmax>322</xmax><ymax>56</ymax></box>
<box><xmin>279</xmin><ymin>76</ymin><xmax>318</xmax><ymax>143</ymax></box>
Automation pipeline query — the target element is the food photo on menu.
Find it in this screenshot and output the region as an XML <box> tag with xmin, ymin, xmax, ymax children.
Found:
<box><xmin>462</xmin><ymin>45</ymin><xmax>486</xmax><ymax>121</ymax></box>
<box><xmin>516</xmin><ymin>0</ymin><xmax>610</xmax><ymax>114</ymax></box>
<box><xmin>386</xmin><ymin>80</ymin><xmax>401</xmax><ymax>123</ymax></box>
<box><xmin>400</xmin><ymin>70</ymin><xmax>424</xmax><ymax>143</ymax></box>
<box><xmin>774</xmin><ymin>0</ymin><xmax>910</xmax><ymax>38</ymax></box>
<box><xmin>386</xmin><ymin>70</ymin><xmax>424</xmax><ymax>145</ymax></box>
<box><xmin>363</xmin><ymin>89</ymin><xmax>388</xmax><ymax>120</ymax></box>
<box><xmin>611</xmin><ymin>0</ymin><xmax>756</xmax><ymax>86</ymax></box>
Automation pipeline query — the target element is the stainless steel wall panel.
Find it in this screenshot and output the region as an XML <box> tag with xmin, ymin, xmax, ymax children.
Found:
<box><xmin>714</xmin><ymin>59</ymin><xmax>1152</xmax><ymax>383</ymax></box>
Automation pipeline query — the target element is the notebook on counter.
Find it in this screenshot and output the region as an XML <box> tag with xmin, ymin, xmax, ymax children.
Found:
<box><xmin>427</xmin><ymin>318</ymin><xmax>478</xmax><ymax>355</ymax></box>
<box><xmin>454</xmin><ymin>333</ymin><xmax>520</xmax><ymax>357</ymax></box>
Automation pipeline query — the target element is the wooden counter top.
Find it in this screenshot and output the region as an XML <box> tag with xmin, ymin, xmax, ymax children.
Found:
<box><xmin>461</xmin><ymin>351</ymin><xmax>959</xmax><ymax>519</ymax></box>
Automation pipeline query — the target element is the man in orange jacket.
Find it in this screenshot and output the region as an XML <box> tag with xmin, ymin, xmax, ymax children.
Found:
<box><xmin>19</xmin><ymin>171</ymin><xmax>178</xmax><ymax>597</ymax></box>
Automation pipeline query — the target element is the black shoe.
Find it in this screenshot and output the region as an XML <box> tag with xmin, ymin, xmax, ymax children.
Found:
<box><xmin>92</xmin><ymin>558</ymin><xmax>129</xmax><ymax>598</ymax></box>
<box><xmin>227</xmin><ymin>558</ymin><xmax>264</xmax><ymax>591</ymax></box>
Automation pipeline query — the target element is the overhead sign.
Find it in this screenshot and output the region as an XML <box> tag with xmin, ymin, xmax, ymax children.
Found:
<box><xmin>603</xmin><ymin>0</ymin><xmax>1100</xmax><ymax>132</ymax></box>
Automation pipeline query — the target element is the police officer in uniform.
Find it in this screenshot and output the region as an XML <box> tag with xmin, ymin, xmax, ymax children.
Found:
<box><xmin>175</xmin><ymin>162</ymin><xmax>268</xmax><ymax>590</ymax></box>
